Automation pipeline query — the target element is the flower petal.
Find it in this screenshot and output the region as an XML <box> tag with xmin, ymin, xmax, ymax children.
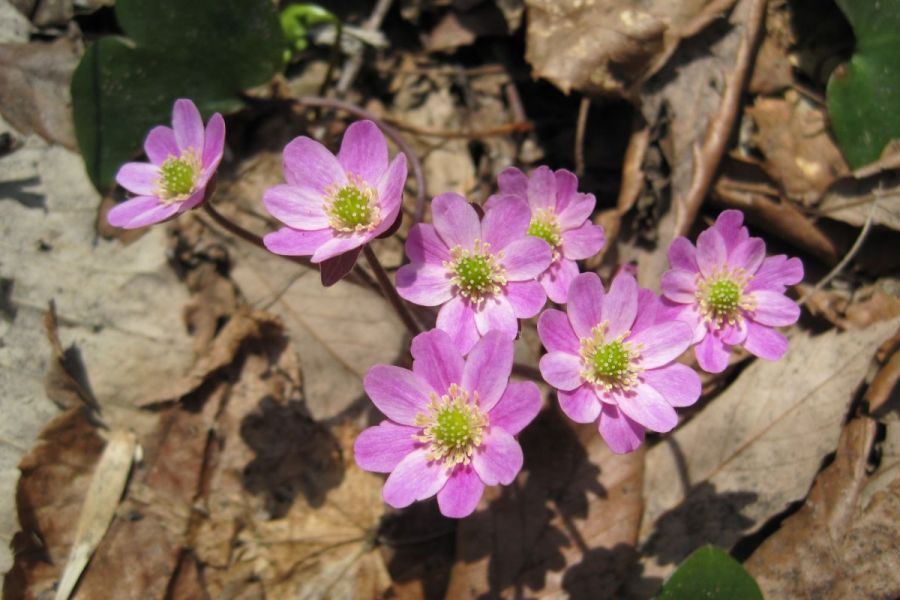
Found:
<box><xmin>172</xmin><ymin>99</ymin><xmax>204</xmax><ymax>152</ymax></box>
<box><xmin>497</xmin><ymin>167</ymin><xmax>528</xmax><ymax>197</ymax></box>
<box><xmin>336</xmin><ymin>120</ymin><xmax>388</xmax><ymax>185</ymax></box>
<box><xmin>472</xmin><ymin>428</ymin><xmax>523</xmax><ymax>485</ymax></box>
<box><xmin>482</xmin><ymin>195</ymin><xmax>530</xmax><ymax>251</ymax></box>
<box><xmin>526</xmin><ymin>166</ymin><xmax>556</xmax><ymax>211</ymax></box>
<box><xmin>695</xmin><ymin>331</ymin><xmax>731</xmax><ymax>373</ymax></box>
<box><xmin>364</xmin><ymin>365</ymin><xmax>431</xmax><ymax>425</ymax></box>
<box><xmin>615</xmin><ymin>383</ymin><xmax>678</xmax><ymax>433</ymax></box>
<box><xmin>144</xmin><ymin>126</ymin><xmax>178</xmax><ymax>165</ymax></box>
<box><xmin>661</xmin><ymin>269</ymin><xmax>699</xmax><ymax>304</ymax></box>
<box><xmin>354</xmin><ymin>421</ymin><xmax>419</xmax><ymax>473</ymax></box>
<box><xmin>743</xmin><ymin>321</ymin><xmax>788</xmax><ymax>361</ymax></box>
<box><xmin>263</xmin><ymin>184</ymin><xmax>328</xmax><ymax>229</ymax></box>
<box><xmin>696</xmin><ymin>228</ymin><xmax>727</xmax><ymax>277</ymax></box>
<box><xmin>488</xmin><ymin>381</ymin><xmax>542</xmax><ymax>435</ymax></box>
<box><xmin>537</xmin><ymin>309</ymin><xmax>580</xmax><ymax>354</ymax></box>
<box><xmin>722</xmin><ymin>319</ymin><xmax>748</xmax><ymax>345</ymax></box>
<box><xmin>504</xmin><ymin>280</ymin><xmax>546</xmax><ymax>318</ymax></box>
<box><xmin>713</xmin><ymin>209</ymin><xmax>749</xmax><ymax>253</ymax></box>
<box><xmin>116</xmin><ymin>162</ymin><xmax>159</xmax><ymax>195</ymax></box>
<box><xmin>540</xmin><ymin>258</ymin><xmax>579</xmax><ymax>304</ymax></box>
<box><xmin>553</xmin><ymin>169</ymin><xmax>579</xmax><ymax>213</ymax></box>
<box><xmin>473</xmin><ymin>295</ymin><xmax>518</xmax><ymax>339</ymax></box>
<box><xmin>750</xmin><ymin>291</ymin><xmax>801</xmax><ymax>327</ymax></box>
<box><xmin>432</xmin><ymin>192</ymin><xmax>480</xmax><ymax>251</ymax></box>
<box><xmin>539</xmin><ymin>351</ymin><xmax>583</xmax><ymax>391</ymax></box>
<box><xmin>371</xmin><ymin>153</ymin><xmax>408</xmax><ymax>237</ymax></box>
<box><xmin>263</xmin><ymin>227</ymin><xmax>333</xmax><ymax>256</ymax></box>
<box><xmin>729</xmin><ymin>237</ymin><xmax>766</xmax><ymax>274</ymax></box>
<box><xmin>411</xmin><ymin>329</ymin><xmax>464</xmax><ymax>395</ymax></box>
<box><xmin>396</xmin><ymin>264</ymin><xmax>453</xmax><ymax>306</ymax></box>
<box><xmin>630</xmin><ymin>321</ymin><xmax>692</xmax><ymax>369</ymax></box>
<box><xmin>107</xmin><ymin>196</ymin><xmax>178</xmax><ymax>229</ymax></box>
<box><xmin>567</xmin><ymin>272</ymin><xmax>604</xmax><ymax>338</ymax></box>
<box><xmin>599</xmin><ymin>404</ymin><xmax>645</xmax><ymax>454</ymax></box>
<box><xmin>603</xmin><ymin>273</ymin><xmax>639</xmax><ymax>339</ymax></box>
<box><xmin>383</xmin><ymin>449</ymin><xmax>450</xmax><ymax>508</ymax></box>
<box><xmin>499</xmin><ymin>237</ymin><xmax>552</xmax><ymax>281</ymax></box>
<box><xmin>462</xmin><ymin>330</ymin><xmax>513</xmax><ymax>411</ymax></box>
<box><xmin>558</xmin><ymin>385</ymin><xmax>601</xmax><ymax>423</ymax></box>
<box><xmin>283</xmin><ymin>135</ymin><xmax>347</xmax><ymax>193</ymax></box>
<box><xmin>311</xmin><ymin>233</ymin><xmax>367</xmax><ymax>263</ymax></box>
<box><xmin>320</xmin><ymin>247</ymin><xmax>361</xmax><ymax>287</ymax></box>
<box><xmin>202</xmin><ymin>113</ymin><xmax>226</xmax><ymax>170</ymax></box>
<box><xmin>748</xmin><ymin>255</ymin><xmax>804</xmax><ymax>291</ymax></box>
<box><xmin>556</xmin><ymin>192</ymin><xmax>596</xmax><ymax>229</ymax></box>
<box><xmin>405</xmin><ymin>223</ymin><xmax>450</xmax><ymax>265</ymax></box>
<box><xmin>437</xmin><ymin>467</ymin><xmax>485</xmax><ymax>518</ymax></box>
<box><xmin>560</xmin><ymin>222</ymin><xmax>605</xmax><ymax>260</ymax></box>
<box><xmin>668</xmin><ymin>236</ymin><xmax>698</xmax><ymax>272</ymax></box>
<box><xmin>641</xmin><ymin>363</ymin><xmax>701</xmax><ymax>408</ymax></box>
<box><xmin>437</xmin><ymin>296</ymin><xmax>480</xmax><ymax>354</ymax></box>
<box><xmin>631</xmin><ymin>288</ymin><xmax>661</xmax><ymax>335</ymax></box>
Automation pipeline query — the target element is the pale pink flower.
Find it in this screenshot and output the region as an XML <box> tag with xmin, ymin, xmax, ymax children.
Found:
<box><xmin>660</xmin><ymin>210</ymin><xmax>804</xmax><ymax>373</ymax></box>
<box><xmin>354</xmin><ymin>329</ymin><xmax>542</xmax><ymax>518</ymax></box>
<box><xmin>108</xmin><ymin>99</ymin><xmax>225</xmax><ymax>229</ymax></box>
<box><xmin>538</xmin><ymin>272</ymin><xmax>699</xmax><ymax>454</ymax></box>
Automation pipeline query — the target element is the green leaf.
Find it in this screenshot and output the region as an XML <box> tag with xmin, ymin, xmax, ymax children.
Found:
<box><xmin>71</xmin><ymin>0</ymin><xmax>283</xmax><ymax>190</ymax></box>
<box><xmin>655</xmin><ymin>545</ymin><xmax>763</xmax><ymax>600</ymax></box>
<box><xmin>826</xmin><ymin>0</ymin><xmax>900</xmax><ymax>168</ymax></box>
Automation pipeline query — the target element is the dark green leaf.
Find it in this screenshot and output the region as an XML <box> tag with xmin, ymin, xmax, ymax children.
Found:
<box><xmin>655</xmin><ymin>545</ymin><xmax>763</xmax><ymax>600</ymax></box>
<box><xmin>826</xmin><ymin>0</ymin><xmax>900</xmax><ymax>168</ymax></box>
<box><xmin>71</xmin><ymin>0</ymin><xmax>283</xmax><ymax>190</ymax></box>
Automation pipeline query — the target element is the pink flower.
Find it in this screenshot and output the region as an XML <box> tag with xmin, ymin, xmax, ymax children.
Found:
<box><xmin>396</xmin><ymin>193</ymin><xmax>553</xmax><ymax>353</ymax></box>
<box><xmin>487</xmin><ymin>166</ymin><xmax>606</xmax><ymax>303</ymax></box>
<box><xmin>660</xmin><ymin>210</ymin><xmax>804</xmax><ymax>373</ymax></box>
<box><xmin>537</xmin><ymin>272</ymin><xmax>699</xmax><ymax>454</ymax></box>
<box><xmin>108</xmin><ymin>99</ymin><xmax>225</xmax><ymax>229</ymax></box>
<box><xmin>354</xmin><ymin>329</ymin><xmax>541</xmax><ymax>518</ymax></box>
<box><xmin>262</xmin><ymin>120</ymin><xmax>408</xmax><ymax>286</ymax></box>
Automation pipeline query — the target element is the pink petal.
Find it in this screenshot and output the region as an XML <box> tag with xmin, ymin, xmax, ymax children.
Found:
<box><xmin>504</xmin><ymin>280</ymin><xmax>546</xmax><ymax>318</ymax></box>
<box><xmin>526</xmin><ymin>166</ymin><xmax>556</xmax><ymax>211</ymax></box>
<box><xmin>371</xmin><ymin>153</ymin><xmax>408</xmax><ymax>237</ymax></box>
<box><xmin>263</xmin><ymin>184</ymin><xmax>328</xmax><ymax>229</ymax></box>
<box><xmin>540</xmin><ymin>258</ymin><xmax>579</xmax><ymax>304</ymax></box>
<box><xmin>722</xmin><ymin>319</ymin><xmax>748</xmax><ymax>345</ymax></box>
<box><xmin>668</xmin><ymin>237</ymin><xmax>698</xmax><ymax>272</ymax></box>
<box><xmin>320</xmin><ymin>247</ymin><xmax>361</xmax><ymax>287</ymax></box>
<box><xmin>472</xmin><ymin>428</ymin><xmax>523</xmax><ymax>485</ymax></box>
<box><xmin>432</xmin><ymin>192</ymin><xmax>480</xmax><ymax>251</ymax></box>
<box><xmin>364</xmin><ymin>365</ymin><xmax>432</xmax><ymax>425</ymax></box>
<box><xmin>661</xmin><ymin>269</ymin><xmax>698</xmax><ymax>304</ymax></box>
<box><xmin>599</xmin><ymin>404</ymin><xmax>645</xmax><ymax>454</ymax></box>
<box><xmin>473</xmin><ymin>295</ymin><xmax>518</xmax><ymax>339</ymax></box>
<box><xmin>482</xmin><ymin>195</ymin><xmax>530</xmax><ymax>251</ymax></box>
<box><xmin>177</xmin><ymin>187</ymin><xmax>205</xmax><ymax>212</ymax></box>
<box><xmin>283</xmin><ymin>136</ymin><xmax>347</xmax><ymax>193</ymax></box>
<box><xmin>567</xmin><ymin>272</ymin><xmax>604</xmax><ymax>338</ymax></box>
<box><xmin>615</xmin><ymin>383</ymin><xmax>678</xmax><ymax>433</ymax></box>
<box><xmin>263</xmin><ymin>227</ymin><xmax>333</xmax><ymax>256</ymax></box>
<box><xmin>743</xmin><ymin>321</ymin><xmax>788</xmax><ymax>361</ymax></box>
<box><xmin>560</xmin><ymin>222</ymin><xmax>605</xmax><ymax>260</ymax></box>
<box><xmin>556</xmin><ymin>192</ymin><xmax>595</xmax><ymax>229</ymax></box>
<box><xmin>437</xmin><ymin>467</ymin><xmax>485</xmax><ymax>518</ymax></box>
<box><xmin>107</xmin><ymin>196</ymin><xmax>178</xmax><ymax>229</ymax></box>
<box><xmin>748</xmin><ymin>256</ymin><xmax>804</xmax><ymax>290</ymax></box>
<box><xmin>538</xmin><ymin>351</ymin><xmax>583</xmax><ymax>391</ymax></box>
<box><xmin>354</xmin><ymin>421</ymin><xmax>419</xmax><ymax>473</ymax></box>
<box><xmin>558</xmin><ymin>384</ymin><xmax>601</xmax><ymax>423</ymax></box>
<box><xmin>751</xmin><ymin>291</ymin><xmax>800</xmax><ymax>327</ymax></box>
<box><xmin>537</xmin><ymin>309</ymin><xmax>580</xmax><ymax>354</ymax></box>
<box><xmin>630</xmin><ymin>321</ymin><xmax>692</xmax><ymax>369</ymax></box>
<box><xmin>662</xmin><ymin>301</ymin><xmax>707</xmax><ymax>344</ymax></box>
<box><xmin>729</xmin><ymin>237</ymin><xmax>766</xmax><ymax>274</ymax></box>
<box><xmin>497</xmin><ymin>167</ymin><xmax>528</xmax><ymax>197</ymax></box>
<box><xmin>116</xmin><ymin>162</ymin><xmax>159</xmax><ymax>195</ymax></box>
<box><xmin>696</xmin><ymin>228</ymin><xmax>727</xmax><ymax>278</ymax></box>
<box><xmin>311</xmin><ymin>233</ymin><xmax>368</xmax><ymax>263</ymax></box>
<box><xmin>172</xmin><ymin>99</ymin><xmax>204</xmax><ymax>152</ymax></box>
<box><xmin>202</xmin><ymin>113</ymin><xmax>226</xmax><ymax>170</ymax></box>
<box><xmin>713</xmin><ymin>209</ymin><xmax>749</xmax><ymax>253</ymax></box>
<box><xmin>488</xmin><ymin>381</ymin><xmax>542</xmax><ymax>435</ymax></box>
<box><xmin>462</xmin><ymin>330</ymin><xmax>514</xmax><ymax>411</ymax></box>
<box><xmin>383</xmin><ymin>449</ymin><xmax>450</xmax><ymax>508</ymax></box>
<box><xmin>641</xmin><ymin>363</ymin><xmax>701</xmax><ymax>408</ymax></box>
<box><xmin>396</xmin><ymin>264</ymin><xmax>453</xmax><ymax>306</ymax></box>
<box><xmin>405</xmin><ymin>224</ymin><xmax>450</xmax><ymax>265</ymax></box>
<box><xmin>499</xmin><ymin>237</ymin><xmax>552</xmax><ymax>281</ymax></box>
<box><xmin>695</xmin><ymin>331</ymin><xmax>731</xmax><ymax>373</ymax></box>
<box><xmin>336</xmin><ymin>120</ymin><xmax>388</xmax><ymax>185</ymax></box>
<box><xmin>631</xmin><ymin>288</ymin><xmax>661</xmax><ymax>335</ymax></box>
<box><xmin>143</xmin><ymin>126</ymin><xmax>178</xmax><ymax>165</ymax></box>
<box><xmin>553</xmin><ymin>169</ymin><xmax>579</xmax><ymax>213</ymax></box>
<box><xmin>603</xmin><ymin>273</ymin><xmax>639</xmax><ymax>339</ymax></box>
<box><xmin>437</xmin><ymin>296</ymin><xmax>480</xmax><ymax>355</ymax></box>
<box><xmin>411</xmin><ymin>329</ymin><xmax>464</xmax><ymax>395</ymax></box>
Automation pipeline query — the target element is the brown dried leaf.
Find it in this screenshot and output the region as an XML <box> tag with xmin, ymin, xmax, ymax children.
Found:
<box><xmin>816</xmin><ymin>151</ymin><xmax>900</xmax><ymax>231</ymax></box>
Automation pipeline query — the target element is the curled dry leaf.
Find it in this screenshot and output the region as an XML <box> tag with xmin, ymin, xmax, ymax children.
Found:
<box><xmin>815</xmin><ymin>150</ymin><xmax>900</xmax><ymax>232</ymax></box>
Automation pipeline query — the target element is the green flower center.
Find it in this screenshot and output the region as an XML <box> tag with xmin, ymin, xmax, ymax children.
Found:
<box><xmin>434</xmin><ymin>406</ymin><xmax>478</xmax><ymax>449</ymax></box>
<box><xmin>592</xmin><ymin>341</ymin><xmax>630</xmax><ymax>380</ymax></box>
<box><xmin>579</xmin><ymin>322</ymin><xmax>641</xmax><ymax>390</ymax></box>
<box><xmin>159</xmin><ymin>156</ymin><xmax>199</xmax><ymax>199</ymax></box>
<box><xmin>527</xmin><ymin>214</ymin><xmax>561</xmax><ymax>248</ymax></box>
<box><xmin>695</xmin><ymin>269</ymin><xmax>754</xmax><ymax>329</ymax></box>
<box><xmin>445</xmin><ymin>240</ymin><xmax>507</xmax><ymax>303</ymax></box>
<box><xmin>415</xmin><ymin>384</ymin><xmax>488</xmax><ymax>468</ymax></box>
<box><xmin>456</xmin><ymin>256</ymin><xmax>493</xmax><ymax>293</ymax></box>
<box><xmin>324</xmin><ymin>176</ymin><xmax>380</xmax><ymax>232</ymax></box>
<box><xmin>707</xmin><ymin>279</ymin><xmax>740</xmax><ymax>313</ymax></box>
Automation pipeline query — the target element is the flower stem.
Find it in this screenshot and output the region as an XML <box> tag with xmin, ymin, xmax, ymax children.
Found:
<box><xmin>363</xmin><ymin>245</ymin><xmax>421</xmax><ymax>336</ymax></box>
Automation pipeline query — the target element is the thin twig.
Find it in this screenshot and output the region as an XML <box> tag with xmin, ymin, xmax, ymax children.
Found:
<box><xmin>574</xmin><ymin>97</ymin><xmax>591</xmax><ymax>177</ymax></box>
<box><xmin>334</xmin><ymin>0</ymin><xmax>394</xmax><ymax>94</ymax></box>
<box><xmin>363</xmin><ymin>245</ymin><xmax>422</xmax><ymax>337</ymax></box>
<box><xmin>381</xmin><ymin>117</ymin><xmax>532</xmax><ymax>140</ymax></box>
<box><xmin>673</xmin><ymin>0</ymin><xmax>767</xmax><ymax>238</ymax></box>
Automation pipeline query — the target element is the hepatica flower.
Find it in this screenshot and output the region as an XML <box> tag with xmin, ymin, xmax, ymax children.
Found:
<box><xmin>354</xmin><ymin>330</ymin><xmax>541</xmax><ymax>518</ymax></box>
<box><xmin>108</xmin><ymin>99</ymin><xmax>225</xmax><ymax>229</ymax></box>
<box><xmin>538</xmin><ymin>272</ymin><xmax>700</xmax><ymax>454</ymax></box>
<box><xmin>660</xmin><ymin>210</ymin><xmax>804</xmax><ymax>373</ymax></box>
<box><xmin>397</xmin><ymin>193</ymin><xmax>552</xmax><ymax>353</ymax></box>
<box><xmin>487</xmin><ymin>166</ymin><xmax>605</xmax><ymax>303</ymax></box>
<box><xmin>262</xmin><ymin>120</ymin><xmax>407</xmax><ymax>285</ymax></box>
